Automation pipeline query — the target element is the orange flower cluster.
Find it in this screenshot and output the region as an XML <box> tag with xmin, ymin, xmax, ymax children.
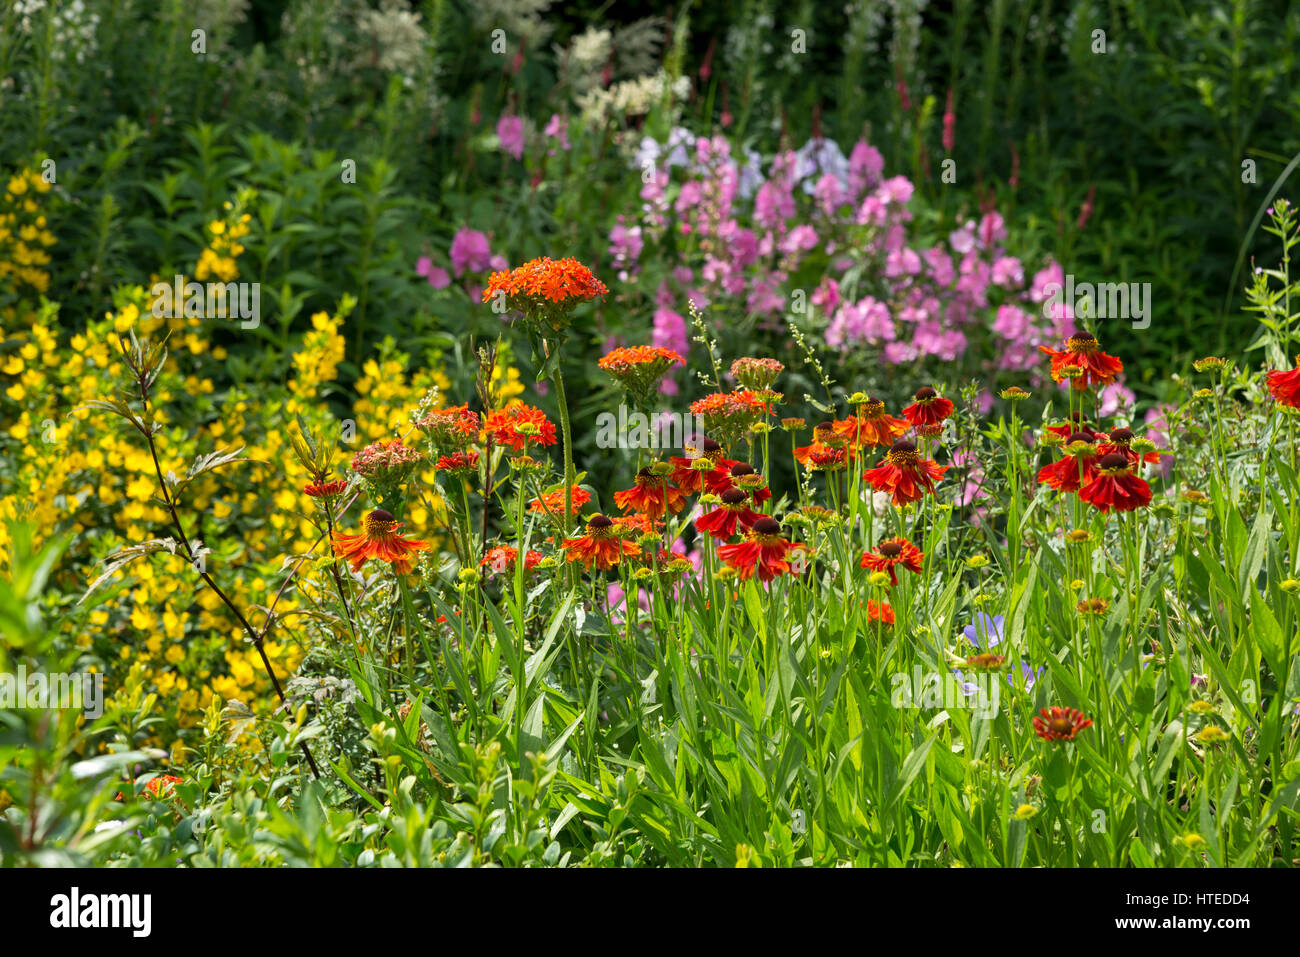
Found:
<box><xmin>598</xmin><ymin>345</ymin><xmax>686</xmax><ymax>376</ymax></box>
<box><xmin>482</xmin><ymin>257</ymin><xmax>608</xmax><ymax>306</ymax></box>
<box><xmin>418</xmin><ymin>403</ymin><xmax>480</xmax><ymax>450</ymax></box>
<box><xmin>598</xmin><ymin>345</ymin><xmax>686</xmax><ymax>403</ymax></box>
<box><xmin>485</xmin><ymin>403</ymin><xmax>558</xmax><ymax>452</ymax></box>
<box><xmin>530</xmin><ymin>486</ymin><xmax>591</xmax><ymax>516</ymax></box>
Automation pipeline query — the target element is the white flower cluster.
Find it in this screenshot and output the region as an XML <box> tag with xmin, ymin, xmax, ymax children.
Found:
<box><xmin>576</xmin><ymin>70</ymin><xmax>690</xmax><ymax>124</ymax></box>
<box><xmin>355</xmin><ymin>0</ymin><xmax>427</xmax><ymax>78</ymax></box>
<box><xmin>12</xmin><ymin>0</ymin><xmax>101</xmax><ymax>64</ymax></box>
<box><xmin>569</xmin><ymin>26</ymin><xmax>612</xmax><ymax>77</ymax></box>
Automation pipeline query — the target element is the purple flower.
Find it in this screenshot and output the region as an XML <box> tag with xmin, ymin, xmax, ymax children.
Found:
<box><xmin>963</xmin><ymin>613</ymin><xmax>1004</xmax><ymax>650</ymax></box>
<box><xmin>609</xmin><ymin>218</ymin><xmax>644</xmax><ymax>276</ymax></box>
<box><xmin>1009</xmin><ymin>660</ymin><xmax>1044</xmax><ymax>692</ymax></box>
<box><xmin>496</xmin><ymin>114</ymin><xmax>525</xmax><ymax>161</ymax></box>
<box><xmin>652</xmin><ymin>305</ymin><xmax>688</xmax><ymax>357</ymax></box>
<box><xmin>416</xmin><ymin>256</ymin><xmax>450</xmax><ymax>289</ymax></box>
<box><xmin>848</xmin><ymin>141</ymin><xmax>884</xmax><ymax>196</ymax></box>
<box><xmin>450</xmin><ymin>228</ymin><xmax>493</xmax><ymax>277</ymax></box>
<box><xmin>544</xmin><ymin>113</ymin><xmax>570</xmax><ymax>152</ymax></box>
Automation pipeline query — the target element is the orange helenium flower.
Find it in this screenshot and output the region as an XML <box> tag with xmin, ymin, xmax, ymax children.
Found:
<box><xmin>1038</xmin><ymin>331</ymin><xmax>1124</xmax><ymax>390</ymax></box>
<box><xmin>837</xmin><ymin>398</ymin><xmax>910</xmax><ymax>448</ymax></box>
<box><xmin>331</xmin><ymin>508</ymin><xmax>430</xmax><ymax>575</ymax></box>
<box><xmin>561</xmin><ymin>514</ymin><xmax>641</xmax><ymax>570</ymax></box>
<box><xmin>613</xmin><ymin>467</ymin><xmax>689</xmax><ymax>519</ymax></box>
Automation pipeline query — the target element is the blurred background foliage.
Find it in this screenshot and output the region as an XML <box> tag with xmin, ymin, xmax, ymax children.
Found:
<box><xmin>1</xmin><ymin>0</ymin><xmax>1297</xmax><ymax>378</ymax></box>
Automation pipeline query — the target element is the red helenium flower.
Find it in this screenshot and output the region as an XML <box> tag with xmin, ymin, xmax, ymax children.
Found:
<box><xmin>901</xmin><ymin>387</ymin><xmax>955</xmax><ymax>429</ymax></box>
<box><xmin>863</xmin><ymin>439</ymin><xmax>949</xmax><ymax>506</ymax></box>
<box><xmin>1033</xmin><ymin>706</ymin><xmax>1093</xmax><ymax>742</ymax></box>
<box><xmin>1266</xmin><ymin>358</ymin><xmax>1300</xmax><ymax>408</ymax></box>
<box><xmin>1078</xmin><ymin>453</ymin><xmax>1152</xmax><ymax>512</ymax></box>
<box><xmin>859</xmin><ymin>537</ymin><xmax>924</xmax><ymax>586</ymax></box>
<box><xmin>716</xmin><ymin>517</ymin><xmax>795</xmax><ymax>582</ymax></box>
<box><xmin>694</xmin><ymin>488</ymin><xmax>762</xmax><ymax>540</ymax></box>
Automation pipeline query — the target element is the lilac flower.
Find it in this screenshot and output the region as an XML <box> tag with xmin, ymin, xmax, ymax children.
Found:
<box><xmin>633</xmin><ymin>127</ymin><xmax>692</xmax><ymax>172</ymax></box>
<box><xmin>793</xmin><ymin>137</ymin><xmax>849</xmax><ymax>192</ymax></box>
<box><xmin>609</xmin><ymin>218</ymin><xmax>643</xmax><ymax>277</ymax></box>
<box><xmin>735</xmin><ymin>148</ymin><xmax>765</xmax><ymax>199</ymax></box>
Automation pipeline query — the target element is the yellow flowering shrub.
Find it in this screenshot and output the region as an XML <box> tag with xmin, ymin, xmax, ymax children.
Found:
<box><xmin>0</xmin><ymin>166</ymin><xmax>56</xmax><ymax>307</ymax></box>
<box><xmin>0</xmin><ymin>181</ymin><xmax>490</xmax><ymax>756</ymax></box>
